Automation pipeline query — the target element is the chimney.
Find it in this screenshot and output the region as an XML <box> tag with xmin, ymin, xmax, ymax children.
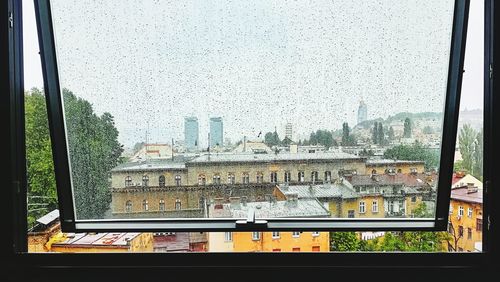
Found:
<box><xmin>286</xmin><ymin>192</ymin><xmax>299</xmax><ymax>207</ymax></box>
<box><xmin>241</xmin><ymin>196</ymin><xmax>248</xmax><ymax>207</ymax></box>
<box><xmin>466</xmin><ymin>183</ymin><xmax>478</xmax><ymax>194</ymax></box>
<box><xmin>229</xmin><ymin>197</ymin><xmax>241</xmax><ymax>210</ymax></box>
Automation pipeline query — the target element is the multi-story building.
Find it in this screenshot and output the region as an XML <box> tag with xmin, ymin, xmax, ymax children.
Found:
<box><xmin>209</xmin><ymin>117</ymin><xmax>223</xmax><ymax>148</ymax></box>
<box><xmin>447</xmin><ymin>183</ymin><xmax>483</xmax><ymax>252</ymax></box>
<box><xmin>207</xmin><ymin>197</ymin><xmax>330</xmax><ymax>252</ymax></box>
<box><xmin>358</xmin><ymin>100</ymin><xmax>368</xmax><ymax>124</ymax></box>
<box><xmin>184</xmin><ymin>117</ymin><xmax>199</xmax><ymax>151</ymax></box>
<box><xmin>285</xmin><ymin>123</ymin><xmax>293</xmax><ymax>140</ymax></box>
<box><xmin>365</xmin><ymin>159</ymin><xmax>425</xmax><ymax>175</ymax></box>
<box><xmin>50</xmin><ymin>232</ymin><xmax>154</xmax><ymax>253</ymax></box>
<box><xmin>130</xmin><ymin>143</ymin><xmax>173</xmax><ymax>162</ymax></box>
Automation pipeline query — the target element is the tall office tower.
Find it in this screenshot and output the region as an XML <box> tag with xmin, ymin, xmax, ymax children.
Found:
<box><xmin>358</xmin><ymin>100</ymin><xmax>368</xmax><ymax>124</ymax></box>
<box><xmin>184</xmin><ymin>117</ymin><xmax>199</xmax><ymax>151</ymax></box>
<box><xmin>285</xmin><ymin>123</ymin><xmax>293</xmax><ymax>140</ymax></box>
<box><xmin>209</xmin><ymin>117</ymin><xmax>223</xmax><ymax>148</ymax></box>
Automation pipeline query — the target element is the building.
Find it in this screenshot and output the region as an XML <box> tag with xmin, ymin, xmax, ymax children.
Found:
<box><xmin>50</xmin><ymin>232</ymin><xmax>153</xmax><ymax>253</ymax></box>
<box><xmin>447</xmin><ymin>183</ymin><xmax>483</xmax><ymax>252</ymax></box>
<box><xmin>207</xmin><ymin>197</ymin><xmax>330</xmax><ymax>252</ymax></box>
<box><xmin>285</xmin><ymin>123</ymin><xmax>293</xmax><ymax>140</ymax></box>
<box><xmin>358</xmin><ymin>100</ymin><xmax>368</xmax><ymax>124</ymax></box>
<box><xmin>209</xmin><ymin>117</ymin><xmax>223</xmax><ymax>148</ymax></box>
<box><xmin>153</xmin><ymin>232</ymin><xmax>207</xmax><ymax>252</ymax></box>
<box><xmin>451</xmin><ymin>173</ymin><xmax>483</xmax><ymax>190</ymax></box>
<box><xmin>232</xmin><ymin>140</ymin><xmax>272</xmax><ymax>154</ymax></box>
<box><xmin>184</xmin><ymin>117</ymin><xmax>199</xmax><ymax>151</ymax></box>
<box><xmin>365</xmin><ymin>159</ymin><xmax>425</xmax><ymax>175</ymax></box>
<box><xmin>130</xmin><ymin>143</ymin><xmax>173</xmax><ymax>162</ymax></box>
<box><xmin>28</xmin><ymin>209</ymin><xmax>62</xmax><ymax>253</ymax></box>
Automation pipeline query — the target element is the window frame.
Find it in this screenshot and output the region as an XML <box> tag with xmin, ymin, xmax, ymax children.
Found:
<box><xmin>6</xmin><ymin>0</ymin><xmax>500</xmax><ymax>277</ymax></box>
<box><xmin>13</xmin><ymin>0</ymin><xmax>490</xmax><ymax>235</ymax></box>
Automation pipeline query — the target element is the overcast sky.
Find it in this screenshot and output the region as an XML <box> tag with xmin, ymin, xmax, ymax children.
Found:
<box><xmin>23</xmin><ymin>0</ymin><xmax>484</xmax><ymax>148</ymax></box>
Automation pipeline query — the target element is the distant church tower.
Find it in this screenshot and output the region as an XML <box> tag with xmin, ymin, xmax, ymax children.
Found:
<box><xmin>357</xmin><ymin>100</ymin><xmax>368</xmax><ymax>124</ymax></box>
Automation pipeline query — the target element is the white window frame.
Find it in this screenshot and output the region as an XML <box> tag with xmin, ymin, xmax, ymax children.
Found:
<box><xmin>468</xmin><ymin>207</ymin><xmax>473</xmax><ymax>218</ymax></box>
<box><xmin>312</xmin><ymin>231</ymin><xmax>320</xmax><ymax>237</ymax></box>
<box><xmin>224</xmin><ymin>232</ymin><xmax>233</xmax><ymax>242</ymax></box>
<box><xmin>459</xmin><ymin>206</ymin><xmax>464</xmax><ymax>217</ymax></box>
<box><xmin>252</xmin><ymin>232</ymin><xmax>261</xmax><ymax>241</ymax></box>
<box><xmin>359</xmin><ymin>201</ymin><xmax>366</xmax><ymax>214</ymax></box>
<box><xmin>372</xmin><ymin>200</ymin><xmax>379</xmax><ymax>213</ymax></box>
<box><xmin>292</xmin><ymin>231</ymin><xmax>300</xmax><ymax>238</ymax></box>
<box><xmin>272</xmin><ymin>232</ymin><xmax>280</xmax><ymax>239</ymax></box>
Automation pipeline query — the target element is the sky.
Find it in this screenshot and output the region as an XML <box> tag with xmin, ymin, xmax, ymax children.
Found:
<box><xmin>23</xmin><ymin>0</ymin><xmax>484</xmax><ymax>148</ymax></box>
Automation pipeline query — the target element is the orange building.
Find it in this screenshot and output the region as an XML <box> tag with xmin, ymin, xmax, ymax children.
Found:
<box><xmin>50</xmin><ymin>232</ymin><xmax>154</xmax><ymax>253</ymax></box>
<box><xmin>447</xmin><ymin>183</ymin><xmax>483</xmax><ymax>252</ymax></box>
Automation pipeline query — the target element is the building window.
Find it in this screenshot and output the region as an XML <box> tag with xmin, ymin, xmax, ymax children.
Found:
<box><xmin>359</xmin><ymin>201</ymin><xmax>366</xmax><ymax>214</ymax></box>
<box><xmin>458</xmin><ymin>225</ymin><xmax>464</xmax><ymax>238</ymax></box>
<box><xmin>227</xmin><ymin>173</ymin><xmax>235</xmax><ymax>184</ymax></box>
<box><xmin>477</xmin><ymin>219</ymin><xmax>483</xmax><ymax>232</ymax></box>
<box><xmin>198</xmin><ymin>174</ymin><xmax>206</xmax><ymax>186</ymax></box>
<box><xmin>324</xmin><ymin>171</ymin><xmax>331</xmax><ymax>182</ymax></box>
<box><xmin>312</xmin><ymin>246</ymin><xmax>320</xmax><ymax>252</ymax></box>
<box><xmin>397</xmin><ymin>169</ymin><xmax>402</xmax><ymax>173</ymax></box>
<box><xmin>311</xmin><ymin>171</ymin><xmax>318</xmax><ymax>183</ymax></box>
<box><xmin>468</xmin><ymin>207</ymin><xmax>473</xmax><ymax>218</ymax></box>
<box><xmin>158</xmin><ymin>175</ymin><xmax>165</xmax><ymax>187</ymax></box>
<box><xmin>284</xmin><ymin>171</ymin><xmax>291</xmax><ymax>183</ymax></box>
<box><xmin>159</xmin><ymin>199</ymin><xmax>165</xmax><ymax>211</ymax></box>
<box><xmin>298</xmin><ymin>171</ymin><xmax>305</xmax><ymax>182</ymax></box>
<box><xmin>125</xmin><ymin>176</ymin><xmax>132</xmax><ymax>187</ymax></box>
<box><xmin>467</xmin><ymin>228</ymin><xmax>472</xmax><ymax>240</ymax></box>
<box><xmin>256</xmin><ymin>172</ymin><xmax>264</xmax><ymax>184</ymax></box>
<box><xmin>142</xmin><ymin>200</ymin><xmax>149</xmax><ymax>211</ymax></box>
<box><xmin>292</xmin><ymin>247</ymin><xmax>300</xmax><ymax>252</ymax></box>
<box><xmin>242</xmin><ymin>173</ymin><xmax>250</xmax><ymax>184</ymax></box>
<box><xmin>272</xmin><ymin>232</ymin><xmax>280</xmax><ymax>239</ymax></box>
<box><xmin>372</xmin><ymin>200</ymin><xmax>379</xmax><ymax>213</ymax></box>
<box><xmin>448</xmin><ymin>222</ymin><xmax>453</xmax><ymax>234</ymax></box>
<box><xmin>175</xmin><ymin>199</ymin><xmax>181</xmax><ymax>210</ymax></box>
<box><xmin>459</xmin><ymin>206</ymin><xmax>464</xmax><ymax>217</ymax></box>
<box><xmin>224</xmin><ymin>232</ymin><xmax>233</xmax><ymax>242</ymax></box>
<box><xmin>252</xmin><ymin>232</ymin><xmax>261</xmax><ymax>241</ymax></box>
<box><xmin>292</xmin><ymin>231</ymin><xmax>300</xmax><ymax>238</ymax></box>
<box><xmin>272</xmin><ymin>249</ymin><xmax>281</xmax><ymax>252</ymax></box>
<box><xmin>411</xmin><ymin>196</ymin><xmax>417</xmax><ymax>203</ymax></box>
<box><xmin>213</xmin><ymin>174</ymin><xmax>221</xmax><ymax>185</ymax></box>
<box><xmin>410</xmin><ymin>167</ymin><xmax>417</xmax><ymax>173</ymax></box>
<box><xmin>199</xmin><ymin>197</ymin><xmax>205</xmax><ymax>209</ymax></box>
<box><xmin>371</xmin><ymin>169</ymin><xmax>377</xmax><ymax>175</ymax></box>
<box><xmin>312</xmin><ymin>231</ymin><xmax>320</xmax><ymax>237</ymax></box>
<box><xmin>125</xmin><ymin>200</ymin><xmax>132</xmax><ymax>213</ymax></box>
<box><xmin>175</xmin><ymin>175</ymin><xmax>181</xmax><ymax>186</ymax></box>
<box><xmin>142</xmin><ymin>175</ymin><xmax>149</xmax><ymax>187</ymax></box>
<box><xmin>449</xmin><ymin>204</ymin><xmax>454</xmax><ymax>215</ymax></box>
<box><xmin>348</xmin><ymin>210</ymin><xmax>355</xmax><ymax>218</ymax></box>
<box><xmin>270</xmin><ymin>172</ymin><xmax>278</xmax><ymax>183</ymax></box>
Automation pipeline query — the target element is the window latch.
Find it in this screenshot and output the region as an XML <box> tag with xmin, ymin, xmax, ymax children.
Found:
<box><xmin>235</xmin><ymin>208</ymin><xmax>268</xmax><ymax>230</ymax></box>
<box><xmin>9</xmin><ymin>12</ymin><xmax>13</xmax><ymax>28</ymax></box>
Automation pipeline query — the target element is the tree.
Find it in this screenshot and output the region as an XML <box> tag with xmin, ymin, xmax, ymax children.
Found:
<box><xmin>377</xmin><ymin>122</ymin><xmax>385</xmax><ymax>145</ymax></box>
<box><xmin>403</xmin><ymin>117</ymin><xmax>412</xmax><ymax>138</ymax></box>
<box><xmin>341</xmin><ymin>122</ymin><xmax>356</xmax><ymax>146</ymax></box>
<box><xmin>372</xmin><ymin>122</ymin><xmax>379</xmax><ymax>144</ymax></box>
<box><xmin>473</xmin><ymin>128</ymin><xmax>483</xmax><ymax>180</ymax></box>
<box><xmin>383</xmin><ymin>142</ymin><xmax>439</xmax><ymax>170</ymax></box>
<box><xmin>61</xmin><ymin>89</ymin><xmax>123</xmax><ymax>219</ymax></box>
<box><xmin>264</xmin><ymin>131</ymin><xmax>281</xmax><ymax>147</ymax></box>
<box><xmin>25</xmin><ymin>88</ymin><xmax>58</xmax><ymax>228</ymax></box>
<box><xmin>330</xmin><ymin>232</ymin><xmax>361</xmax><ymax>251</ymax></box>
<box><xmin>281</xmin><ymin>136</ymin><xmax>293</xmax><ymax>146</ymax></box>
<box><xmin>458</xmin><ymin>124</ymin><xmax>476</xmax><ymax>175</ymax></box>
<box><xmin>388</xmin><ymin>126</ymin><xmax>395</xmax><ymax>140</ymax></box>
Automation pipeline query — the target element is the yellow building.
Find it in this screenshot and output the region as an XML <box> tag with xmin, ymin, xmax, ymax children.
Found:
<box><xmin>365</xmin><ymin>159</ymin><xmax>425</xmax><ymax>175</ymax></box>
<box><xmin>207</xmin><ymin>197</ymin><xmax>330</xmax><ymax>252</ymax></box>
<box><xmin>447</xmin><ymin>183</ymin><xmax>483</xmax><ymax>252</ymax></box>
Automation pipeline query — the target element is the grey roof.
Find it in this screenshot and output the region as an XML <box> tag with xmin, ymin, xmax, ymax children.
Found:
<box><xmin>36</xmin><ymin>209</ymin><xmax>60</xmax><ymax>226</ymax></box>
<box><xmin>278</xmin><ymin>182</ymin><xmax>359</xmax><ymax>200</ymax></box>
<box><xmin>366</xmin><ymin>159</ymin><xmax>425</xmax><ymax>165</ymax></box>
<box><xmin>111</xmin><ymin>158</ymin><xmax>187</xmax><ymax>172</ymax></box>
<box><xmin>210</xmin><ymin>199</ymin><xmax>330</xmax><ymax>218</ymax></box>
<box><xmin>189</xmin><ymin>152</ymin><xmax>363</xmax><ymax>164</ymax></box>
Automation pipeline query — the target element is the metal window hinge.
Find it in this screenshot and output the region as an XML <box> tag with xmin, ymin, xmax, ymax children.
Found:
<box><xmin>490</xmin><ymin>64</ymin><xmax>493</xmax><ymax>79</ymax></box>
<box><xmin>235</xmin><ymin>208</ymin><xmax>268</xmax><ymax>229</ymax></box>
<box><xmin>9</xmin><ymin>12</ymin><xmax>13</xmax><ymax>28</ymax></box>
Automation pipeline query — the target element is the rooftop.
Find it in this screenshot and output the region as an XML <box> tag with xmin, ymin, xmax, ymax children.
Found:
<box><xmin>53</xmin><ymin>232</ymin><xmax>142</xmax><ymax>248</ymax></box>
<box><xmin>209</xmin><ymin>198</ymin><xmax>330</xmax><ymax>219</ymax></box>
<box><xmin>189</xmin><ymin>152</ymin><xmax>363</xmax><ymax>164</ymax></box>
<box><xmin>112</xmin><ymin>158</ymin><xmax>188</xmax><ymax>172</ymax></box>
<box><xmin>366</xmin><ymin>159</ymin><xmax>425</xmax><ymax>165</ymax></box>
<box><xmin>451</xmin><ymin>185</ymin><xmax>483</xmax><ymax>204</ymax></box>
<box><xmin>277</xmin><ymin>182</ymin><xmax>358</xmax><ymax>200</ymax></box>
<box><xmin>348</xmin><ymin>173</ymin><xmax>432</xmax><ymax>188</ymax></box>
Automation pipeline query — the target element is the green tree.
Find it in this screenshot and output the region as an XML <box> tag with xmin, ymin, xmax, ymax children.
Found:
<box><xmin>403</xmin><ymin>117</ymin><xmax>412</xmax><ymax>138</ymax></box>
<box><xmin>372</xmin><ymin>122</ymin><xmax>379</xmax><ymax>144</ymax></box>
<box><xmin>281</xmin><ymin>136</ymin><xmax>293</xmax><ymax>146</ymax></box>
<box><xmin>377</xmin><ymin>122</ymin><xmax>385</xmax><ymax>145</ymax></box>
<box><xmin>25</xmin><ymin>88</ymin><xmax>58</xmax><ymax>228</ymax></box>
<box><xmin>264</xmin><ymin>131</ymin><xmax>281</xmax><ymax>147</ymax></box>
<box><xmin>341</xmin><ymin>122</ymin><xmax>356</xmax><ymax>146</ymax></box>
<box><xmin>330</xmin><ymin>232</ymin><xmax>360</xmax><ymax>251</ymax></box>
<box><xmin>62</xmin><ymin>89</ymin><xmax>123</xmax><ymax>219</ymax></box>
<box><xmin>458</xmin><ymin>124</ymin><xmax>476</xmax><ymax>175</ymax></box>
<box><xmin>473</xmin><ymin>128</ymin><xmax>483</xmax><ymax>180</ymax></box>
<box><xmin>383</xmin><ymin>142</ymin><xmax>439</xmax><ymax>170</ymax></box>
<box><xmin>388</xmin><ymin>126</ymin><xmax>395</xmax><ymax>140</ymax></box>
<box><xmin>422</xmin><ymin>126</ymin><xmax>434</xmax><ymax>134</ymax></box>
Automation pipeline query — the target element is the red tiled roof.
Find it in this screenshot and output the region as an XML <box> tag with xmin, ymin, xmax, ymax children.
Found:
<box><xmin>450</xmin><ymin>186</ymin><xmax>483</xmax><ymax>204</ymax></box>
<box><xmin>153</xmin><ymin>233</ymin><xmax>190</xmax><ymax>252</ymax></box>
<box><xmin>451</xmin><ymin>173</ymin><xmax>465</xmax><ymax>185</ymax></box>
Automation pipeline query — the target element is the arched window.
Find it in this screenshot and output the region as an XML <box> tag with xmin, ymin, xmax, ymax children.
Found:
<box><xmin>125</xmin><ymin>200</ymin><xmax>132</xmax><ymax>212</ymax></box>
<box><xmin>270</xmin><ymin>172</ymin><xmax>278</xmax><ymax>183</ymax></box>
<box><xmin>284</xmin><ymin>171</ymin><xmax>291</xmax><ymax>183</ymax></box>
<box><xmin>198</xmin><ymin>174</ymin><xmax>206</xmax><ymax>186</ymax></box>
<box><xmin>242</xmin><ymin>173</ymin><xmax>250</xmax><ymax>184</ymax></box>
<box><xmin>175</xmin><ymin>175</ymin><xmax>181</xmax><ymax>186</ymax></box>
<box><xmin>298</xmin><ymin>171</ymin><xmax>305</xmax><ymax>182</ymax></box>
<box><xmin>175</xmin><ymin>199</ymin><xmax>181</xmax><ymax>210</ymax></box>
<box><xmin>311</xmin><ymin>171</ymin><xmax>318</xmax><ymax>183</ymax></box>
<box><xmin>125</xmin><ymin>176</ymin><xmax>132</xmax><ymax>187</ymax></box>
<box><xmin>142</xmin><ymin>199</ymin><xmax>149</xmax><ymax>211</ymax></box>
<box><xmin>159</xmin><ymin>199</ymin><xmax>165</xmax><ymax>211</ymax></box>
<box><xmin>158</xmin><ymin>175</ymin><xmax>165</xmax><ymax>187</ymax></box>
<box><xmin>227</xmin><ymin>173</ymin><xmax>235</xmax><ymax>184</ymax></box>
<box><xmin>256</xmin><ymin>172</ymin><xmax>263</xmax><ymax>184</ymax></box>
<box><xmin>142</xmin><ymin>175</ymin><xmax>149</xmax><ymax>186</ymax></box>
<box><xmin>371</xmin><ymin>169</ymin><xmax>377</xmax><ymax>175</ymax></box>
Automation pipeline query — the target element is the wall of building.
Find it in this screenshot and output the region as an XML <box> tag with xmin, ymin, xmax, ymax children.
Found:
<box><xmin>207</xmin><ymin>232</ymin><xmax>234</xmax><ymax>252</ymax></box>
<box><xmin>112</xmin><ymin>170</ymin><xmax>188</xmax><ymax>188</ymax></box>
<box><xmin>232</xmin><ymin>231</ymin><xmax>329</xmax><ymax>252</ymax></box>
<box><xmin>449</xmin><ymin>199</ymin><xmax>482</xmax><ymax>252</ymax></box>
<box><xmin>365</xmin><ymin>163</ymin><xmax>425</xmax><ymax>175</ymax></box>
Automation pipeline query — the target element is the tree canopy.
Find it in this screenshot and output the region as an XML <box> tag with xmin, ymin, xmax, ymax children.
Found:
<box><xmin>383</xmin><ymin>142</ymin><xmax>439</xmax><ymax>170</ymax></box>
